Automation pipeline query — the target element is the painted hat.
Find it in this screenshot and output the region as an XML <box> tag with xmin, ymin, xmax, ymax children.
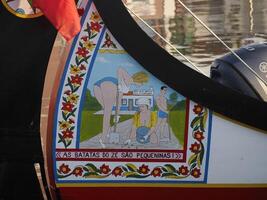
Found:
<box><xmin>136</xmin><ymin>97</ymin><xmax>150</xmax><ymax>107</ymax></box>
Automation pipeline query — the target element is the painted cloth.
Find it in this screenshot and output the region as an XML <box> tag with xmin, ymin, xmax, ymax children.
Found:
<box><xmin>94</xmin><ymin>77</ymin><xmax>118</xmax><ymax>87</ymax></box>
<box><xmin>133</xmin><ymin>111</ymin><xmax>157</xmax><ymax>128</ymax></box>
<box><xmin>158</xmin><ymin>110</ymin><xmax>168</xmax><ymax>118</ymax></box>
<box><xmin>33</xmin><ymin>0</ymin><xmax>81</xmax><ymax>41</ymax></box>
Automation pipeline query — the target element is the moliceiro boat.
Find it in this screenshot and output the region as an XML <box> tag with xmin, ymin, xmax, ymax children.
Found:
<box><xmin>40</xmin><ymin>0</ymin><xmax>267</xmax><ymax>199</ymax></box>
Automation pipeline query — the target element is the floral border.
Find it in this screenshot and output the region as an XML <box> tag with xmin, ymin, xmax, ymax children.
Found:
<box><xmin>56</xmin><ymin>103</ymin><xmax>208</xmax><ymax>180</ymax></box>
<box><xmin>57</xmin><ymin>11</ymin><xmax>104</xmax><ymax>148</ymax></box>
<box><xmin>98</xmin><ymin>31</ymin><xmax>126</xmax><ymax>54</ymax></box>
<box><xmin>101</xmin><ymin>32</ymin><xmax>117</xmax><ymax>49</ymax></box>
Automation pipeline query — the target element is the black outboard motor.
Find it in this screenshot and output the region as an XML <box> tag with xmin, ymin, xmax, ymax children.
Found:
<box><xmin>210</xmin><ymin>43</ymin><xmax>267</xmax><ymax>101</ymax></box>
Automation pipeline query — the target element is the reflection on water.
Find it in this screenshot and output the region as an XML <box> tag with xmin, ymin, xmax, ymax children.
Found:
<box><xmin>126</xmin><ymin>0</ymin><xmax>267</xmax><ymax>74</ymax></box>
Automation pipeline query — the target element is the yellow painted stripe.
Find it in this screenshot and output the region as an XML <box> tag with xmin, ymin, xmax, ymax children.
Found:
<box><xmin>56</xmin><ymin>183</ymin><xmax>267</xmax><ymax>188</ymax></box>
<box><xmin>98</xmin><ymin>49</ymin><xmax>126</xmax><ymax>54</ymax></box>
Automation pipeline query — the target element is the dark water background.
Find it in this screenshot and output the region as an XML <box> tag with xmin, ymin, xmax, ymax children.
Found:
<box><xmin>126</xmin><ymin>0</ymin><xmax>267</xmax><ymax>74</ymax></box>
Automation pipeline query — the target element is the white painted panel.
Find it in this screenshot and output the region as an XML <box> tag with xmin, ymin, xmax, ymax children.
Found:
<box><xmin>208</xmin><ymin>114</ymin><xmax>267</xmax><ymax>183</ymax></box>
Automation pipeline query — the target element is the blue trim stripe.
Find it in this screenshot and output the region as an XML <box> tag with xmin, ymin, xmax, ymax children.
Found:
<box><xmin>203</xmin><ymin>110</ymin><xmax>213</xmax><ymax>183</ymax></box>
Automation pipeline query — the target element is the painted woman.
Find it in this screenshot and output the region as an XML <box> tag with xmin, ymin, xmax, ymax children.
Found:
<box><xmin>93</xmin><ymin>68</ymin><xmax>148</xmax><ymax>147</ymax></box>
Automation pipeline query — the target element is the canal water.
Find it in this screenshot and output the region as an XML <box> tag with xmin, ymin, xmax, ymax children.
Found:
<box><xmin>125</xmin><ymin>0</ymin><xmax>267</xmax><ymax>75</ymax></box>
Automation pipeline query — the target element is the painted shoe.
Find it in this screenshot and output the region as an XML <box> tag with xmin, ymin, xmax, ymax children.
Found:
<box><xmin>99</xmin><ymin>139</ymin><xmax>106</xmax><ymax>148</ymax></box>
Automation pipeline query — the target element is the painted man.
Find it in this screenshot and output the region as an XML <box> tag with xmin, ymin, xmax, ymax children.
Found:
<box><xmin>156</xmin><ymin>86</ymin><xmax>168</xmax><ymax>139</ymax></box>
<box><xmin>125</xmin><ymin>97</ymin><xmax>158</xmax><ymax>145</ymax></box>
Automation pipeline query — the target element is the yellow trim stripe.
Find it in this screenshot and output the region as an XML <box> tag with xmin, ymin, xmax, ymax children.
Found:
<box><xmin>56</xmin><ymin>183</ymin><xmax>267</xmax><ymax>188</ymax></box>
<box><xmin>98</xmin><ymin>49</ymin><xmax>127</xmax><ymax>54</ymax></box>
<box><xmin>1</xmin><ymin>0</ymin><xmax>43</xmax><ymax>19</ymax></box>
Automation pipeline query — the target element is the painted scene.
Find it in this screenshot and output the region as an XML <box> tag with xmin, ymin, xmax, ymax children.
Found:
<box><xmin>79</xmin><ymin>50</ymin><xmax>187</xmax><ymax>150</ymax></box>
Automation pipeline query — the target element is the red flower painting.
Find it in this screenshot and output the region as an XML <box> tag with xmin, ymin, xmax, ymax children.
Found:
<box><xmin>73</xmin><ymin>167</ymin><xmax>83</xmax><ymax>177</ymax></box>
<box><xmin>59</xmin><ymin>163</ymin><xmax>71</xmax><ymax>174</ymax></box>
<box><xmin>178</xmin><ymin>165</ymin><xmax>189</xmax><ymax>176</ymax></box>
<box><xmin>139</xmin><ymin>164</ymin><xmax>150</xmax><ymax>174</ymax></box>
<box><xmin>70</xmin><ymin>75</ymin><xmax>83</xmax><ymax>85</ymax></box>
<box><xmin>76</xmin><ymin>47</ymin><xmax>89</xmax><ymax>57</ymax></box>
<box><xmin>194</xmin><ymin>131</ymin><xmax>205</xmax><ymax>141</ymax></box>
<box><xmin>90</xmin><ymin>21</ymin><xmax>102</xmax><ymax>32</ymax></box>
<box><xmin>151</xmin><ymin>167</ymin><xmax>162</xmax><ymax>177</ymax></box>
<box><xmin>62</xmin><ymin>129</ymin><xmax>74</xmax><ymax>139</ymax></box>
<box><xmin>193</xmin><ymin>104</ymin><xmax>203</xmax><ymax>114</ymax></box>
<box><xmin>61</xmin><ymin>102</ymin><xmax>74</xmax><ymax>112</ymax></box>
<box><xmin>100</xmin><ymin>164</ymin><xmax>111</xmax><ymax>174</ymax></box>
<box><xmin>191</xmin><ymin>168</ymin><xmax>201</xmax><ymax>178</ymax></box>
<box><xmin>104</xmin><ymin>37</ymin><xmax>112</xmax><ymax>47</ymax></box>
<box><xmin>112</xmin><ymin>167</ymin><xmax>123</xmax><ymax>177</ymax></box>
<box><xmin>189</xmin><ymin>142</ymin><xmax>201</xmax><ymax>153</ymax></box>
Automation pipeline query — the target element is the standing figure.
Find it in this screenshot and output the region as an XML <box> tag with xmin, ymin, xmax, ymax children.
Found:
<box><xmin>156</xmin><ymin>86</ymin><xmax>169</xmax><ymax>139</ymax></box>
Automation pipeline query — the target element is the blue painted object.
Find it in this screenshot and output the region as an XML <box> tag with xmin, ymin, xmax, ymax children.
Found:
<box><xmin>136</xmin><ymin>126</ymin><xmax>150</xmax><ymax>144</ymax></box>
<box><xmin>15</xmin><ymin>8</ymin><xmax>25</xmax><ymax>14</ymax></box>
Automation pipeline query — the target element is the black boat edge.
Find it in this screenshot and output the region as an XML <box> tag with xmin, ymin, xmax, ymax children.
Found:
<box><xmin>93</xmin><ymin>0</ymin><xmax>267</xmax><ymax>132</ymax></box>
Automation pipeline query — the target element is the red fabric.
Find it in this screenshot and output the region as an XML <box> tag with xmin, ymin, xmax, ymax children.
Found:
<box><xmin>33</xmin><ymin>0</ymin><xmax>81</xmax><ymax>41</ymax></box>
